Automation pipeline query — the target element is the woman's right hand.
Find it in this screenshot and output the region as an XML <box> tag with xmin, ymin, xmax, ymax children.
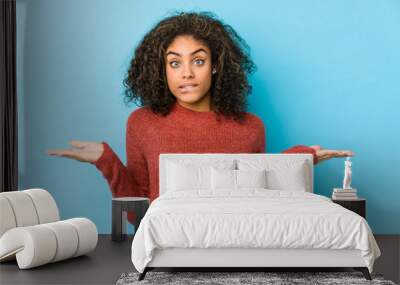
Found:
<box><xmin>46</xmin><ymin>141</ymin><xmax>104</xmax><ymax>163</ymax></box>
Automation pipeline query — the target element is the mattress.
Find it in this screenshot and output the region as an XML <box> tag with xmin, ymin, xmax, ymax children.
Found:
<box><xmin>131</xmin><ymin>189</ymin><xmax>381</xmax><ymax>273</ymax></box>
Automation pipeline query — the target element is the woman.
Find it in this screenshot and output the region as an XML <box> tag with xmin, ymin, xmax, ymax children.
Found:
<box><xmin>47</xmin><ymin>12</ymin><xmax>353</xmax><ymax>224</ymax></box>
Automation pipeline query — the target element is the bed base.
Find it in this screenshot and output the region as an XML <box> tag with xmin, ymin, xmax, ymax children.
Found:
<box><xmin>138</xmin><ymin>266</ymin><xmax>371</xmax><ymax>281</ymax></box>
<box><xmin>138</xmin><ymin>248</ymin><xmax>372</xmax><ymax>281</ymax></box>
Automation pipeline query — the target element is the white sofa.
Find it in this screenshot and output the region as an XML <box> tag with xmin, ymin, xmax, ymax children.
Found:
<box><xmin>0</xmin><ymin>188</ymin><xmax>98</xmax><ymax>269</ymax></box>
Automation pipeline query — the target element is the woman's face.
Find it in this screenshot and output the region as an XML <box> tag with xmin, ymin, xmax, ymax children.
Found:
<box><xmin>165</xmin><ymin>35</ymin><xmax>213</xmax><ymax>111</ymax></box>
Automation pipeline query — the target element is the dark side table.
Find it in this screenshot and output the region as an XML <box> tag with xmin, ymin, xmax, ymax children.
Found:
<box><xmin>112</xmin><ymin>197</ymin><xmax>149</xmax><ymax>242</ymax></box>
<box><xmin>332</xmin><ymin>198</ymin><xmax>366</xmax><ymax>218</ymax></box>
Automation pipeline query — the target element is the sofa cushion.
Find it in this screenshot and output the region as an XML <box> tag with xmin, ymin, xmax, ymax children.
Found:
<box><xmin>0</xmin><ymin>218</ymin><xmax>97</xmax><ymax>269</ymax></box>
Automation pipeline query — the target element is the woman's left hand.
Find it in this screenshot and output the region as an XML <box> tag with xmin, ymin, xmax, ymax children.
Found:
<box><xmin>309</xmin><ymin>145</ymin><xmax>354</xmax><ymax>164</ymax></box>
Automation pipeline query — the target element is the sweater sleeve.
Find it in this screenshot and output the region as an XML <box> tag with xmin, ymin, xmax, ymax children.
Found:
<box><xmin>282</xmin><ymin>145</ymin><xmax>317</xmax><ymax>165</ymax></box>
<box><xmin>92</xmin><ymin>115</ymin><xmax>149</xmax><ymax>198</ymax></box>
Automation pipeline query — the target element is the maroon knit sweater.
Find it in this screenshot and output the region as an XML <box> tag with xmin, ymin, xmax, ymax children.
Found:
<box><xmin>93</xmin><ymin>101</ymin><xmax>316</xmax><ymax>223</ymax></box>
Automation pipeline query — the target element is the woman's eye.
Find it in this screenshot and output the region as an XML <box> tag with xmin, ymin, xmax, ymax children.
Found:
<box><xmin>194</xmin><ymin>59</ymin><xmax>205</xmax><ymax>65</ymax></box>
<box><xmin>170</xmin><ymin>61</ymin><xmax>180</xmax><ymax>68</ymax></box>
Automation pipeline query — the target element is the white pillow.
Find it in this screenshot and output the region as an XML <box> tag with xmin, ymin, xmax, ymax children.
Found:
<box><xmin>266</xmin><ymin>166</ymin><xmax>307</xmax><ymax>191</ymax></box>
<box><xmin>237</xmin><ymin>159</ymin><xmax>309</xmax><ymax>192</ymax></box>
<box><xmin>166</xmin><ymin>160</ymin><xmax>235</xmax><ymax>192</ymax></box>
<box><xmin>211</xmin><ymin>168</ymin><xmax>236</xmax><ymax>190</ymax></box>
<box><xmin>211</xmin><ymin>168</ymin><xmax>267</xmax><ymax>190</ymax></box>
<box><xmin>237</xmin><ymin>169</ymin><xmax>267</xmax><ymax>188</ymax></box>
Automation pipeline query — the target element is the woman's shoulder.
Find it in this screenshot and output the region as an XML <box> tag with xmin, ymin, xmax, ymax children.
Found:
<box><xmin>126</xmin><ymin>106</ymin><xmax>161</xmax><ymax>139</ymax></box>
<box><xmin>242</xmin><ymin>112</ymin><xmax>265</xmax><ymax>129</ymax></box>
<box><xmin>127</xmin><ymin>105</ymin><xmax>158</xmax><ymax>125</ymax></box>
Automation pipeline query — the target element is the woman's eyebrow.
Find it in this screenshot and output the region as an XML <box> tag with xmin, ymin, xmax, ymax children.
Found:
<box><xmin>166</xmin><ymin>48</ymin><xmax>208</xmax><ymax>57</ymax></box>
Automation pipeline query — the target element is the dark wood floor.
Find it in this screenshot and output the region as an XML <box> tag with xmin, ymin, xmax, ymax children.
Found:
<box><xmin>374</xmin><ymin>235</ymin><xmax>400</xmax><ymax>284</ymax></box>
<box><xmin>0</xmin><ymin>235</ymin><xmax>398</xmax><ymax>285</ymax></box>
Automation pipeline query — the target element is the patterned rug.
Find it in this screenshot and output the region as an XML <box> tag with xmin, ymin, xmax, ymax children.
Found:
<box><xmin>116</xmin><ymin>271</ymin><xmax>396</xmax><ymax>285</ymax></box>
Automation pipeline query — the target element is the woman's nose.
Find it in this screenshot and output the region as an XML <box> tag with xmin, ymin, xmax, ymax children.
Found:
<box><xmin>181</xmin><ymin>64</ymin><xmax>194</xmax><ymax>79</ymax></box>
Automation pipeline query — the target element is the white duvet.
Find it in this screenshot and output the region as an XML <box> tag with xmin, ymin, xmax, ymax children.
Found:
<box><xmin>131</xmin><ymin>189</ymin><xmax>381</xmax><ymax>273</ymax></box>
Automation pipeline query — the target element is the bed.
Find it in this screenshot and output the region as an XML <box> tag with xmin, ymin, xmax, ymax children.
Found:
<box><xmin>130</xmin><ymin>153</ymin><xmax>381</xmax><ymax>281</ymax></box>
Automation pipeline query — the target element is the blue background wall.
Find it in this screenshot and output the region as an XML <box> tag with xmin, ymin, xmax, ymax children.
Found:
<box><xmin>16</xmin><ymin>0</ymin><xmax>400</xmax><ymax>234</ymax></box>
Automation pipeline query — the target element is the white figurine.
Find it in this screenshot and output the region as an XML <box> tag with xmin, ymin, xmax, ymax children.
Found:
<box><xmin>342</xmin><ymin>157</ymin><xmax>352</xmax><ymax>189</ymax></box>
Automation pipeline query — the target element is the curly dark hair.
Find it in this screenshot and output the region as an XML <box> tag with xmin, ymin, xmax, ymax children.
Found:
<box><xmin>123</xmin><ymin>11</ymin><xmax>256</xmax><ymax>122</ymax></box>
